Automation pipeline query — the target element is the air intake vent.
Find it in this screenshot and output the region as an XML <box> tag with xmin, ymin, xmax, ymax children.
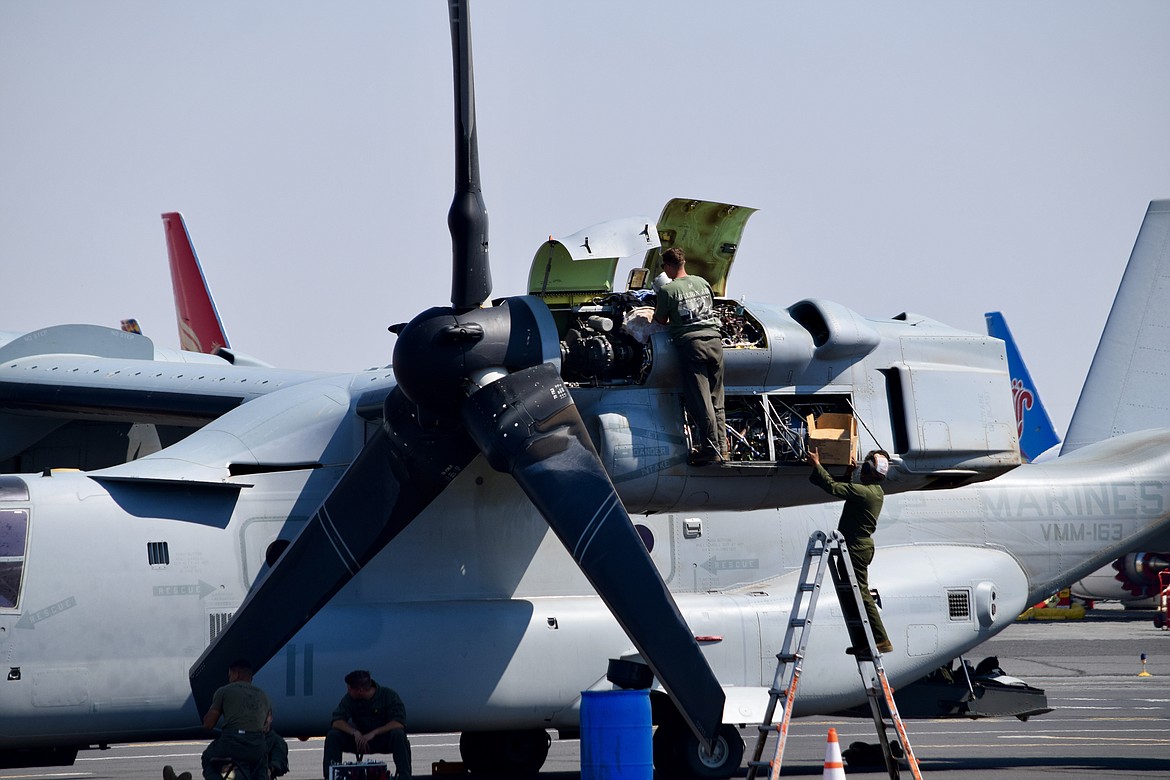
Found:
<box><xmin>147</xmin><ymin>541</ymin><xmax>170</xmax><ymax>567</ymax></box>
<box><xmin>209</xmin><ymin>612</ymin><xmax>233</xmax><ymax>642</ymax></box>
<box><xmin>947</xmin><ymin>589</ymin><xmax>972</xmax><ymax>621</ymax></box>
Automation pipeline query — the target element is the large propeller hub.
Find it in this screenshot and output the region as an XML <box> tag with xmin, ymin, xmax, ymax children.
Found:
<box><xmin>391</xmin><ymin>297</ymin><xmax>560</xmax><ymax>415</ymax></box>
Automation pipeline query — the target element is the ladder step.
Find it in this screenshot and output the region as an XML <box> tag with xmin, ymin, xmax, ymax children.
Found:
<box><xmin>748</xmin><ymin>532</ymin><xmax>922</xmax><ymax>780</ymax></box>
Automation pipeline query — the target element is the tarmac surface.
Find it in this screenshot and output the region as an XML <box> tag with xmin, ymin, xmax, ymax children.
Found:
<box><xmin>2</xmin><ymin>604</ymin><xmax>1168</xmax><ymax>780</ymax></box>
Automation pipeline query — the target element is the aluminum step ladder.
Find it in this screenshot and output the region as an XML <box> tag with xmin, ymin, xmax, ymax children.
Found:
<box><xmin>746</xmin><ymin>530</ymin><xmax>923</xmax><ymax>780</ymax></box>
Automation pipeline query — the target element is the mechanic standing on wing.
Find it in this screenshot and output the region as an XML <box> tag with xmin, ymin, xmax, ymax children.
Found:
<box><xmin>653</xmin><ymin>247</ymin><xmax>726</xmax><ymax>465</ymax></box>
<box><xmin>807</xmin><ymin>447</ymin><xmax>894</xmax><ymax>653</ymax></box>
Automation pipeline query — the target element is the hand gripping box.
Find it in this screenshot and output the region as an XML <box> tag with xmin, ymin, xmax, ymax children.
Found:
<box><xmin>329</xmin><ymin>761</ymin><xmax>389</xmax><ymax>780</ymax></box>
<box><xmin>805</xmin><ymin>412</ymin><xmax>857</xmax><ymax>466</ymax></box>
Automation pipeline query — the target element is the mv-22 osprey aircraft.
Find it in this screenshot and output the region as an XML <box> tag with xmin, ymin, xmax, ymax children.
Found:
<box><xmin>2</xmin><ymin>2</ymin><xmax>1167</xmax><ymax>776</ymax></box>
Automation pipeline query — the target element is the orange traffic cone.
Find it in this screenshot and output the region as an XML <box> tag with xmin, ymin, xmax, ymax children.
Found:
<box><xmin>823</xmin><ymin>727</ymin><xmax>847</xmax><ymax>779</ymax></box>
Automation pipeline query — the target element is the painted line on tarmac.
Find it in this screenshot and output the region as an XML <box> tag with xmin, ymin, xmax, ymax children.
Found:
<box><xmin>78</xmin><ymin>751</ymin><xmax>200</xmax><ymax>761</ymax></box>
<box><xmin>996</xmin><ymin>735</ymin><xmax>1170</xmax><ymax>743</ymax></box>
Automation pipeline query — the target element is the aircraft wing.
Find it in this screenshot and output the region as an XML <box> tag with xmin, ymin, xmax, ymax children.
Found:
<box><xmin>0</xmin><ymin>324</ymin><xmax>327</xmax><ymax>426</ymax></box>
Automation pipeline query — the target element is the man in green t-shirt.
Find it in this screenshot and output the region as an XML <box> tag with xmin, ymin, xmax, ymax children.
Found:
<box><xmin>323</xmin><ymin>670</ymin><xmax>411</xmax><ymax>780</ymax></box>
<box><xmin>191</xmin><ymin>658</ymin><xmax>288</xmax><ymax>780</ymax></box>
<box><xmin>808</xmin><ymin>447</ymin><xmax>893</xmax><ymax>653</ymax></box>
<box><xmin>653</xmin><ymin>247</ymin><xmax>726</xmax><ymax>465</ymax></box>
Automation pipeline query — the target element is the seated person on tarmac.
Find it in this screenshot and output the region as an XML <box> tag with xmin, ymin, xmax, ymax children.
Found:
<box><xmin>185</xmin><ymin>658</ymin><xmax>288</xmax><ymax>780</ymax></box>
<box><xmin>323</xmin><ymin>670</ymin><xmax>412</xmax><ymax>780</ymax></box>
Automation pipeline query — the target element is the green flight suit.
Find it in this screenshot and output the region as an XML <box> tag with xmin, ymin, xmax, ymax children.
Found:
<box><xmin>653</xmin><ymin>274</ymin><xmax>725</xmax><ymax>456</ymax></box>
<box><xmin>809</xmin><ymin>462</ymin><xmax>890</xmax><ymax>646</ymax></box>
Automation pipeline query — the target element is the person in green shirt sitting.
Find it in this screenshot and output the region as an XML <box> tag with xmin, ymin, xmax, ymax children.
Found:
<box><xmin>323</xmin><ymin>670</ymin><xmax>411</xmax><ymax>780</ymax></box>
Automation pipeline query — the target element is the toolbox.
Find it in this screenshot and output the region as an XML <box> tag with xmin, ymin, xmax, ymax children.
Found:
<box><xmin>329</xmin><ymin>760</ymin><xmax>389</xmax><ymax>780</ymax></box>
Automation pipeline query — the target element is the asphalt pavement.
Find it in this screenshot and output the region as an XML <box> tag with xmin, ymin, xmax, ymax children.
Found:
<box><xmin>2</xmin><ymin>604</ymin><xmax>1168</xmax><ymax>780</ymax></box>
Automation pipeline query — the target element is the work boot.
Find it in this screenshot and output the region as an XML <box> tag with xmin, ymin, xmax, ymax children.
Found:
<box><xmin>876</xmin><ymin>640</ymin><xmax>894</xmax><ymax>653</ymax></box>
<box><xmin>688</xmin><ymin>447</ymin><xmax>724</xmax><ymax>467</ymax></box>
<box><xmin>163</xmin><ymin>765</ymin><xmax>178</xmax><ymax>780</ymax></box>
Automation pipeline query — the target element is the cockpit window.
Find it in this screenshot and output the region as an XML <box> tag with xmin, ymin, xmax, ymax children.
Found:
<box><xmin>0</xmin><ymin>477</ymin><xmax>29</xmax><ymax>502</ymax></box>
<box><xmin>0</xmin><ymin>509</ymin><xmax>29</xmax><ymax>609</ymax></box>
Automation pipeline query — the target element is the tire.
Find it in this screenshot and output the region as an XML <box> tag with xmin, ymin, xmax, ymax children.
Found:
<box><xmin>679</xmin><ymin>723</ymin><xmax>745</xmax><ymax>780</ymax></box>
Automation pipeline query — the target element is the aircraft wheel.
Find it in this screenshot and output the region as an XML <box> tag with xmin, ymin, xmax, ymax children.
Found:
<box><xmin>459</xmin><ymin>729</ymin><xmax>550</xmax><ymax>778</ymax></box>
<box><xmin>667</xmin><ymin>723</ymin><xmax>744</xmax><ymax>779</ymax></box>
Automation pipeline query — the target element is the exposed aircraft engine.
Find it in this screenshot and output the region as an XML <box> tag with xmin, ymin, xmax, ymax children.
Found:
<box><xmin>562</xmin><ymin>328</ymin><xmax>620</xmax><ymax>377</ymax></box>
<box><xmin>561</xmin><ymin>303</ymin><xmax>642</xmax><ymax>381</ymax></box>
<box><xmin>559</xmin><ymin>293</ymin><xmax>765</xmax><ymax>385</ymax></box>
<box><xmin>718</xmin><ymin>302</ymin><xmax>767</xmax><ymax>348</ymax></box>
<box><xmin>722</xmin><ymin>395</ymin><xmax>852</xmax><ymax>464</ymax></box>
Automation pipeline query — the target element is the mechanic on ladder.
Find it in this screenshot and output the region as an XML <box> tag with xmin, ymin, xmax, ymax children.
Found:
<box><xmin>808</xmin><ymin>447</ymin><xmax>894</xmax><ymax>653</ymax></box>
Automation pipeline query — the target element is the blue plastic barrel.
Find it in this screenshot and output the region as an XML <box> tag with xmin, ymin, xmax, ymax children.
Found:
<box><xmin>579</xmin><ymin>689</ymin><xmax>653</xmax><ymax>780</ymax></box>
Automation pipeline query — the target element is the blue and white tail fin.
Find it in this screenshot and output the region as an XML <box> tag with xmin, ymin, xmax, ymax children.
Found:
<box><xmin>984</xmin><ymin>311</ymin><xmax>1061</xmax><ymax>462</ymax></box>
<box><xmin>1063</xmin><ymin>200</ymin><xmax>1170</xmax><ymax>455</ymax></box>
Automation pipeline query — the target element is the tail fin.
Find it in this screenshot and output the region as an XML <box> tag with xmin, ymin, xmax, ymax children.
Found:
<box><xmin>984</xmin><ymin>311</ymin><xmax>1060</xmax><ymax>462</ymax></box>
<box><xmin>161</xmin><ymin>212</ymin><xmax>230</xmax><ymax>354</ymax></box>
<box><xmin>1063</xmin><ymin>199</ymin><xmax>1170</xmax><ymax>454</ymax></box>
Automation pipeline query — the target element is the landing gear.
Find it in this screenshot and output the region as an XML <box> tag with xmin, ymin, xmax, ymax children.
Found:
<box><xmin>459</xmin><ymin>729</ymin><xmax>551</xmax><ymax>778</ymax></box>
<box><xmin>653</xmin><ymin>721</ymin><xmax>744</xmax><ymax>779</ymax></box>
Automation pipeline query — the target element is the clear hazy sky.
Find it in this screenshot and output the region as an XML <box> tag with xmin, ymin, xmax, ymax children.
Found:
<box><xmin>3</xmin><ymin>1</ymin><xmax>1169</xmax><ymax>435</ymax></box>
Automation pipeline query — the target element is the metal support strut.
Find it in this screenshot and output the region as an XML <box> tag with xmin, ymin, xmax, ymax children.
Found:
<box><xmin>746</xmin><ymin>530</ymin><xmax>923</xmax><ymax>780</ymax></box>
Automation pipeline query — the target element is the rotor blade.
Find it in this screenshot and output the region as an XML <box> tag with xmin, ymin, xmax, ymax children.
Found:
<box><xmin>462</xmin><ymin>363</ymin><xmax>725</xmax><ymax>746</ymax></box>
<box><xmin>447</xmin><ymin>0</ymin><xmax>491</xmax><ymax>310</ymax></box>
<box><xmin>189</xmin><ymin>388</ymin><xmax>478</xmax><ymax>711</ymax></box>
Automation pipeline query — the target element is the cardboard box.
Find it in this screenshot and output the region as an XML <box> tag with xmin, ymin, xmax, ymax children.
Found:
<box><xmin>806</xmin><ymin>413</ymin><xmax>857</xmax><ymax>466</ymax></box>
